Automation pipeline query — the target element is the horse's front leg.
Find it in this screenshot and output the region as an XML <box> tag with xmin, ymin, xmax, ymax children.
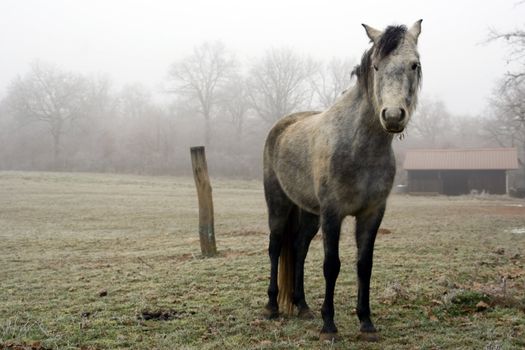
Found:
<box><xmin>355</xmin><ymin>205</ymin><xmax>385</xmax><ymax>341</ymax></box>
<box><xmin>320</xmin><ymin>209</ymin><xmax>342</xmax><ymax>341</ymax></box>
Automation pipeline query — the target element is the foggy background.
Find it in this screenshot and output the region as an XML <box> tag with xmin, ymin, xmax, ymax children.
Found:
<box><xmin>0</xmin><ymin>0</ymin><xmax>524</xmax><ymax>183</ymax></box>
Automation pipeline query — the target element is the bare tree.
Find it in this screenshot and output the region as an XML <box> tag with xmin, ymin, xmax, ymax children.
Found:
<box><xmin>248</xmin><ymin>48</ymin><xmax>318</xmax><ymax>123</ymax></box>
<box><xmin>78</xmin><ymin>76</ymin><xmax>118</xmax><ymax>170</ymax></box>
<box><xmin>409</xmin><ymin>98</ymin><xmax>452</xmax><ymax>147</ymax></box>
<box><xmin>449</xmin><ymin>114</ymin><xmax>486</xmax><ymax>148</ymax></box>
<box><xmin>5</xmin><ymin>62</ymin><xmax>89</xmax><ymax>168</ymax></box>
<box><xmin>488</xmin><ymin>27</ymin><xmax>525</xmax><ymax>88</ymax></box>
<box><xmin>86</xmin><ymin>76</ymin><xmax>116</xmax><ymax>117</ymax></box>
<box><xmin>0</xmin><ymin>101</ymin><xmax>12</xmax><ymax>169</ymax></box>
<box><xmin>485</xmin><ymin>80</ymin><xmax>525</xmax><ymax>149</ymax></box>
<box><xmin>167</xmin><ymin>42</ymin><xmax>237</xmax><ymax>148</ymax></box>
<box><xmin>486</xmin><ymin>2</ymin><xmax>525</xmax><ymax>133</ymax></box>
<box><xmin>486</xmin><ymin>10</ymin><xmax>525</xmax><ymax>186</ymax></box>
<box><xmin>484</xmin><ymin>80</ymin><xmax>525</xmax><ymax>188</ymax></box>
<box><xmin>217</xmin><ymin>73</ymin><xmax>250</xmax><ymax>143</ymax></box>
<box><xmin>310</xmin><ymin>57</ymin><xmax>355</xmax><ymax>109</ymax></box>
<box><xmin>120</xmin><ymin>83</ymin><xmax>153</xmax><ymax>120</ymax></box>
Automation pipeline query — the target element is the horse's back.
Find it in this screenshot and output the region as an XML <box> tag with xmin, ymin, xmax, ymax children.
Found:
<box><xmin>264</xmin><ymin>111</ymin><xmax>320</xmax><ymax>161</ymax></box>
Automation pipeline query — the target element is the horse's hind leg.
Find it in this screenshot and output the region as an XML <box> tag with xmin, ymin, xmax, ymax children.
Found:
<box><xmin>263</xmin><ymin>175</ymin><xmax>294</xmax><ymax>319</ymax></box>
<box><xmin>293</xmin><ymin>209</ymin><xmax>319</xmax><ymax>319</ymax></box>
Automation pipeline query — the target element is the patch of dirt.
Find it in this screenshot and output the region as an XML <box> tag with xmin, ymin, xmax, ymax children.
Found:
<box><xmin>489</xmin><ymin>295</ymin><xmax>525</xmax><ymax>312</ymax></box>
<box><xmin>224</xmin><ymin>230</ymin><xmax>267</xmax><ymax>237</ymax></box>
<box><xmin>441</xmin><ymin>286</ymin><xmax>525</xmax><ymax>315</ymax></box>
<box><xmin>378</xmin><ymin>228</ymin><xmax>392</xmax><ymax>234</ymax></box>
<box><xmin>138</xmin><ymin>309</ymin><xmax>196</xmax><ymax>321</ymax></box>
<box><xmin>167</xmin><ymin>253</ymin><xmax>196</xmax><ymax>263</ymax></box>
<box><xmin>381</xmin><ymin>282</ymin><xmax>409</xmax><ymax>304</ymax></box>
<box><xmin>218</xmin><ymin>249</ymin><xmax>265</xmax><ymax>259</ymax></box>
<box><xmin>484</xmin><ymin>205</ymin><xmax>525</xmax><ymax>216</ymax></box>
<box><xmin>451</xmin><ymin>205</ymin><xmax>525</xmax><ymax>217</ymax></box>
<box><xmin>441</xmin><ymin>289</ymin><xmax>492</xmax><ymax>315</ymax></box>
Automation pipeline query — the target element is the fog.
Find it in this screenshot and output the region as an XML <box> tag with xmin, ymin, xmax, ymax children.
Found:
<box><xmin>0</xmin><ymin>0</ymin><xmax>524</xmax><ymax>180</ymax></box>
<box><xmin>1</xmin><ymin>0</ymin><xmax>523</xmax><ymax>114</ymax></box>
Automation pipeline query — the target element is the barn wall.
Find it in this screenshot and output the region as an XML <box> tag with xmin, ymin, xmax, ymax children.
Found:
<box><xmin>441</xmin><ymin>170</ymin><xmax>469</xmax><ymax>195</ymax></box>
<box><xmin>407</xmin><ymin>170</ymin><xmax>441</xmax><ymax>194</ymax></box>
<box><xmin>468</xmin><ymin>170</ymin><xmax>506</xmax><ymax>194</ymax></box>
<box><xmin>407</xmin><ymin>170</ymin><xmax>507</xmax><ymax>195</ymax></box>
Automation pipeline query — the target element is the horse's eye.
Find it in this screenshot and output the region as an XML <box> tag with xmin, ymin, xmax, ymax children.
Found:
<box><xmin>411</xmin><ymin>62</ymin><xmax>419</xmax><ymax>70</ymax></box>
<box><xmin>373</xmin><ymin>65</ymin><xmax>378</xmax><ymax>71</ymax></box>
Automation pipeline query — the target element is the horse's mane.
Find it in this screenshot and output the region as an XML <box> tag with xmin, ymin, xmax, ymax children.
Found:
<box><xmin>351</xmin><ymin>25</ymin><xmax>409</xmax><ymax>94</ymax></box>
<box><xmin>376</xmin><ymin>25</ymin><xmax>408</xmax><ymax>58</ymax></box>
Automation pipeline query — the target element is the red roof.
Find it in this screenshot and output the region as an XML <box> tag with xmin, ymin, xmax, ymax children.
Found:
<box><xmin>404</xmin><ymin>148</ymin><xmax>519</xmax><ymax>170</ymax></box>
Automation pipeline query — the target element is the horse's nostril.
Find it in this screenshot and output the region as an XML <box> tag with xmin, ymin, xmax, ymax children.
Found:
<box><xmin>382</xmin><ymin>108</ymin><xmax>405</xmax><ymax>123</ymax></box>
<box><xmin>399</xmin><ymin>108</ymin><xmax>406</xmax><ymax>122</ymax></box>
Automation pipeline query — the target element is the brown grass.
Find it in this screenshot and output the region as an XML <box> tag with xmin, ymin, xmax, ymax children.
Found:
<box><xmin>0</xmin><ymin>171</ymin><xmax>524</xmax><ymax>349</ymax></box>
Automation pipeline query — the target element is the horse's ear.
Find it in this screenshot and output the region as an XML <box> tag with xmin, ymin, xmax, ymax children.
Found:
<box><xmin>408</xmin><ymin>19</ymin><xmax>422</xmax><ymax>42</ymax></box>
<box><xmin>362</xmin><ymin>24</ymin><xmax>381</xmax><ymax>43</ymax></box>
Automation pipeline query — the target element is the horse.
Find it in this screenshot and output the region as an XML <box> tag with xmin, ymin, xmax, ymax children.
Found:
<box><xmin>262</xmin><ymin>20</ymin><xmax>423</xmax><ymax>341</ymax></box>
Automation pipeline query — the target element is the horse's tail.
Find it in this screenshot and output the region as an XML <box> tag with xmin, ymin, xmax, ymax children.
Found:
<box><xmin>278</xmin><ymin>206</ymin><xmax>299</xmax><ymax>315</ymax></box>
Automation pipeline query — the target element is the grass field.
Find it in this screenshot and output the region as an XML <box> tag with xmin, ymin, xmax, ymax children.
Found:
<box><xmin>0</xmin><ymin>171</ymin><xmax>524</xmax><ymax>349</ymax></box>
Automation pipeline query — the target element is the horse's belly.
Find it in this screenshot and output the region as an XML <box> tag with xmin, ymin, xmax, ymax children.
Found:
<box><xmin>277</xmin><ymin>172</ymin><xmax>320</xmax><ymax>214</ymax></box>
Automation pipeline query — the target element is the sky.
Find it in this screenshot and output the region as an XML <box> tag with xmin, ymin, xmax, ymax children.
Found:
<box><xmin>0</xmin><ymin>0</ymin><xmax>523</xmax><ymax>116</ymax></box>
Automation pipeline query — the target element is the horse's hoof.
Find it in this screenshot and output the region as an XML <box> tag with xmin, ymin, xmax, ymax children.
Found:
<box><xmin>359</xmin><ymin>321</ymin><xmax>377</xmax><ymax>333</ymax></box>
<box><xmin>263</xmin><ymin>306</ymin><xmax>279</xmax><ymax>320</ymax></box>
<box><xmin>297</xmin><ymin>307</ymin><xmax>315</xmax><ymax>320</ymax></box>
<box><xmin>358</xmin><ymin>331</ymin><xmax>380</xmax><ymax>342</ymax></box>
<box><xmin>319</xmin><ymin>332</ymin><xmax>338</xmax><ymax>342</ymax></box>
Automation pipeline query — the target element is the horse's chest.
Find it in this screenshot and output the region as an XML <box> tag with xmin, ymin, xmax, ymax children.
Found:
<box><xmin>334</xmin><ymin>161</ymin><xmax>395</xmax><ymax>215</ymax></box>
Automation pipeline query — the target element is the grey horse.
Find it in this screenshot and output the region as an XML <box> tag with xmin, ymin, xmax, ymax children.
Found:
<box><xmin>263</xmin><ymin>20</ymin><xmax>422</xmax><ymax>341</ymax></box>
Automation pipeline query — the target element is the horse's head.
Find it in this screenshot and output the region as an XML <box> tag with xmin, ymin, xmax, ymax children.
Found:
<box><xmin>359</xmin><ymin>20</ymin><xmax>422</xmax><ymax>134</ymax></box>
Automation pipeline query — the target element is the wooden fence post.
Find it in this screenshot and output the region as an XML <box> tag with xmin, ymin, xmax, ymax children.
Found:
<box><xmin>190</xmin><ymin>146</ymin><xmax>217</xmax><ymax>257</ymax></box>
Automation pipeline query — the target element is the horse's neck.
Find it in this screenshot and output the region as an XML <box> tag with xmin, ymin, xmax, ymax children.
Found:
<box><xmin>331</xmin><ymin>87</ymin><xmax>394</xmax><ymax>154</ymax></box>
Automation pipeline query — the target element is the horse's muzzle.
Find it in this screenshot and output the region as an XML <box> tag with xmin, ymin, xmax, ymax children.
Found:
<box><xmin>380</xmin><ymin>107</ymin><xmax>407</xmax><ymax>133</ymax></box>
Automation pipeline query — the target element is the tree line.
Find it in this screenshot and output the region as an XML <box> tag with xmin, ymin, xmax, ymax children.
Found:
<box><xmin>0</xmin><ymin>41</ymin><xmax>523</xmax><ymax>183</ymax></box>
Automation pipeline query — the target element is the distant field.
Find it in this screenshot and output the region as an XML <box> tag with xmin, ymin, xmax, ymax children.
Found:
<box><xmin>0</xmin><ymin>172</ymin><xmax>524</xmax><ymax>350</ymax></box>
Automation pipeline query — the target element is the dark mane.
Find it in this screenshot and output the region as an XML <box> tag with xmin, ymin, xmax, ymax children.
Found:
<box><xmin>351</xmin><ymin>25</ymin><xmax>408</xmax><ymax>94</ymax></box>
<box><xmin>351</xmin><ymin>50</ymin><xmax>372</xmax><ymax>93</ymax></box>
<box><xmin>376</xmin><ymin>25</ymin><xmax>407</xmax><ymax>59</ymax></box>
